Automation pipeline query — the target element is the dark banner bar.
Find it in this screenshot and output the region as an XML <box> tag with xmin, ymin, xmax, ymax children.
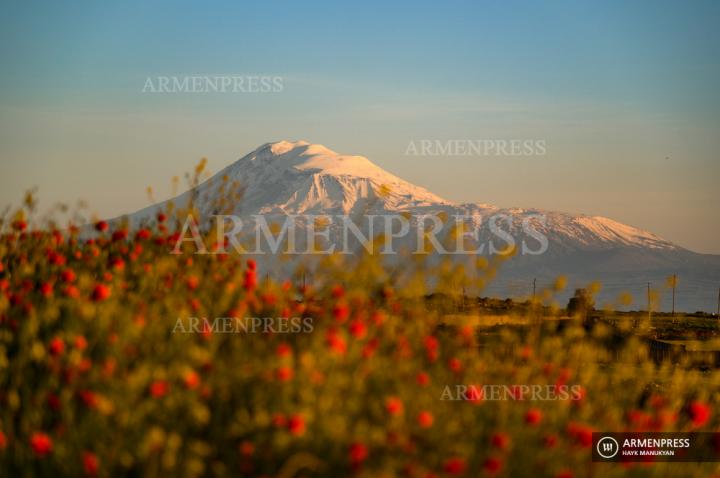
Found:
<box><xmin>592</xmin><ymin>433</ymin><xmax>720</xmax><ymax>462</ymax></box>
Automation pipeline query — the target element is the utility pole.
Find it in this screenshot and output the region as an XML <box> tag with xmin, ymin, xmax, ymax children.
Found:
<box><xmin>671</xmin><ymin>274</ymin><xmax>676</xmax><ymax>316</ymax></box>
<box><xmin>532</xmin><ymin>278</ymin><xmax>536</xmax><ymax>299</ymax></box>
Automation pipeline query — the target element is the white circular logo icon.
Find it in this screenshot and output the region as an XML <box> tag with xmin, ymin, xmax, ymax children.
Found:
<box><xmin>596</xmin><ymin>436</ymin><xmax>619</xmax><ymax>459</ymax></box>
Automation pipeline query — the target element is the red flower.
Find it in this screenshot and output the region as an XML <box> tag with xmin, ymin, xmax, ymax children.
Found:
<box><xmin>91</xmin><ymin>284</ymin><xmax>111</xmax><ymax>302</ymax></box>
<box><xmin>276</xmin><ymin>343</ymin><xmax>292</xmax><ymax>357</ymax></box>
<box><xmin>149</xmin><ymin>380</ymin><xmax>169</xmax><ymax>398</ymax></box>
<box><xmin>39</xmin><ymin>282</ymin><xmax>53</xmax><ymax>298</ymax></box>
<box><xmin>95</xmin><ymin>221</ymin><xmax>108</xmax><ymax>232</ymax></box>
<box><xmin>525</xmin><ymin>408</ymin><xmax>543</xmax><ymax>425</ymax></box>
<box><xmin>48</xmin><ymin>337</ymin><xmax>65</xmax><ymax>357</ymax></box>
<box><xmin>246</xmin><ymin>259</ymin><xmax>256</xmax><ymax>271</ymax></box>
<box><xmin>0</xmin><ymin>430</ymin><xmax>7</xmax><ymax>450</ymax></box>
<box><xmin>349</xmin><ymin>319</ymin><xmax>367</xmax><ymax>339</ymax></box>
<box><xmin>271</xmin><ymin>413</ymin><xmax>287</xmax><ymax>427</ymax></box>
<box><xmin>63</xmin><ymin>285</ymin><xmax>80</xmax><ymax>298</ymax></box>
<box><xmin>385</xmin><ymin>396</ymin><xmax>403</xmax><ymax>416</ymax></box>
<box><xmin>135</xmin><ymin>228</ymin><xmax>151</xmax><ymax>240</ymax></box>
<box><xmin>157</xmin><ymin>212</ymin><xmax>167</xmax><ymax>223</ymax></box>
<box><xmin>483</xmin><ymin>457</ymin><xmax>503</xmax><ymax>475</ymax></box>
<box><xmin>556</xmin><ymin>470</ymin><xmax>573</xmax><ymax>478</ymax></box>
<box><xmin>186</xmin><ymin>276</ymin><xmax>199</xmax><ymax>290</ymax></box>
<box><xmin>60</xmin><ymin>268</ymin><xmax>76</xmax><ymax>283</ymax></box>
<box><xmin>448</xmin><ymin>357</ymin><xmax>462</xmax><ymax>373</ymax></box>
<box><xmin>111</xmin><ymin>230</ymin><xmax>128</xmax><ymax>242</ymax></box>
<box><xmin>331</xmin><ymin>284</ymin><xmax>345</xmax><ymax>298</ymax></box>
<box><xmin>333</xmin><ymin>303</ymin><xmax>349</xmax><ymax>323</ymax></box>
<box><xmin>491</xmin><ymin>432</ymin><xmax>510</xmax><ymax>450</ymax></box>
<box><xmin>30</xmin><ymin>432</ymin><xmax>53</xmax><ymax>458</ymax></box>
<box><xmin>416</xmin><ymin>372</ymin><xmax>430</xmax><ymax>386</ymax></box>
<box><xmin>326</xmin><ymin>330</ymin><xmax>347</xmax><ymax>355</ymax></box>
<box><xmin>287</xmin><ymin>414</ymin><xmax>305</xmax><ymax>436</ymax></box>
<box><xmin>276</xmin><ymin>366</ymin><xmax>293</xmax><ymax>382</ymax></box>
<box><xmin>82</xmin><ymin>451</ymin><xmax>99</xmax><ymax>476</ymax></box>
<box><xmin>183</xmin><ymin>371</ymin><xmax>200</xmax><ymax>389</ymax></box>
<box><xmin>443</xmin><ymin>457</ymin><xmax>467</xmax><ymax>475</ymax></box>
<box><xmin>543</xmin><ymin>434</ymin><xmax>558</xmax><ymax>448</ymax></box>
<box><xmin>12</xmin><ymin>220</ymin><xmax>27</xmax><ymax>232</ymax></box>
<box><xmin>74</xmin><ymin>335</ymin><xmax>88</xmax><ymax>351</ymax></box>
<box><xmin>689</xmin><ymin>400</ymin><xmax>711</xmax><ymax>428</ymax></box>
<box><xmin>78</xmin><ymin>390</ymin><xmax>98</xmax><ymax>409</ymax></box>
<box><xmin>467</xmin><ymin>384</ymin><xmax>484</xmax><ymax>403</ymax></box>
<box><xmin>423</xmin><ymin>335</ymin><xmax>439</xmax><ymax>362</ymax></box>
<box><xmin>417</xmin><ymin>410</ymin><xmax>434</xmax><ymax>428</ymax></box>
<box><xmin>243</xmin><ymin>269</ymin><xmax>257</xmax><ymax>291</ymax></box>
<box><xmin>349</xmin><ymin>442</ymin><xmax>368</xmax><ymax>466</ymax></box>
<box><xmin>566</xmin><ymin>422</ymin><xmax>593</xmax><ymax>447</ymax></box>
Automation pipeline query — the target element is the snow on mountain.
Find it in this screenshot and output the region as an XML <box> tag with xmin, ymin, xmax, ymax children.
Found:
<box><xmin>120</xmin><ymin>140</ymin><xmax>720</xmax><ymax>312</ymax></box>
<box><xmin>127</xmin><ymin>140</ymin><xmax>677</xmax><ymax>251</ymax></box>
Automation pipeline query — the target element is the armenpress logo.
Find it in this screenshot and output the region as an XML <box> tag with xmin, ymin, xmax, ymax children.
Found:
<box><xmin>596</xmin><ymin>436</ymin><xmax>619</xmax><ymax>459</ymax></box>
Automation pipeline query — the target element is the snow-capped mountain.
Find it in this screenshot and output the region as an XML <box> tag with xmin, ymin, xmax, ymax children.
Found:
<box><xmin>122</xmin><ymin>140</ymin><xmax>720</xmax><ymax>312</ymax></box>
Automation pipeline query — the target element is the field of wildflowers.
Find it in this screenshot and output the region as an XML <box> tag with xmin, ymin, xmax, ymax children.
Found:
<box><xmin>1</xmin><ymin>195</ymin><xmax>719</xmax><ymax>477</ymax></box>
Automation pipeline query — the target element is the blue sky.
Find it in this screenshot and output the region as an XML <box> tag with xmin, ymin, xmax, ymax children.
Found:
<box><xmin>1</xmin><ymin>0</ymin><xmax>719</xmax><ymax>252</ymax></box>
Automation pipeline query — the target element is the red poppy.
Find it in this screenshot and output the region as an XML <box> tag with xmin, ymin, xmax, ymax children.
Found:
<box><xmin>30</xmin><ymin>432</ymin><xmax>53</xmax><ymax>458</ymax></box>
<box><xmin>82</xmin><ymin>451</ymin><xmax>99</xmax><ymax>476</ymax></box>
<box><xmin>91</xmin><ymin>284</ymin><xmax>111</xmax><ymax>302</ymax></box>
<box><xmin>417</xmin><ymin>410</ymin><xmax>434</xmax><ymax>428</ymax></box>
<box><xmin>12</xmin><ymin>220</ymin><xmax>27</xmax><ymax>232</ymax></box>
<box><xmin>349</xmin><ymin>319</ymin><xmax>367</xmax><ymax>339</ymax></box>
<box><xmin>276</xmin><ymin>343</ymin><xmax>292</xmax><ymax>357</ymax></box>
<box><xmin>443</xmin><ymin>457</ymin><xmax>467</xmax><ymax>475</ymax></box>
<box><xmin>448</xmin><ymin>357</ymin><xmax>462</xmax><ymax>373</ymax></box>
<box><xmin>544</xmin><ymin>434</ymin><xmax>558</xmax><ymax>448</ymax></box>
<box><xmin>287</xmin><ymin>414</ymin><xmax>305</xmax><ymax>436</ymax></box>
<box><xmin>60</xmin><ymin>268</ymin><xmax>76</xmax><ymax>283</ymax></box>
<box><xmin>483</xmin><ymin>457</ymin><xmax>503</xmax><ymax>475</ymax></box>
<box><xmin>385</xmin><ymin>396</ymin><xmax>403</xmax><ymax>416</ymax></box>
<box><xmin>48</xmin><ymin>337</ymin><xmax>65</xmax><ymax>357</ymax></box>
<box><xmin>149</xmin><ymin>380</ymin><xmax>169</xmax><ymax>398</ymax></box>
<box><xmin>74</xmin><ymin>335</ymin><xmax>88</xmax><ymax>351</ymax></box>
<box><xmin>349</xmin><ymin>442</ymin><xmax>368</xmax><ymax>466</ymax></box>
<box><xmin>0</xmin><ymin>431</ymin><xmax>7</xmax><ymax>449</ymax></box>
<box><xmin>332</xmin><ymin>303</ymin><xmax>349</xmax><ymax>323</ymax></box>
<box><xmin>39</xmin><ymin>282</ymin><xmax>53</xmax><ymax>298</ymax></box>
<box><xmin>111</xmin><ymin>230</ymin><xmax>128</xmax><ymax>242</ymax></box>
<box><xmin>491</xmin><ymin>432</ymin><xmax>510</xmax><ymax>450</ymax></box>
<box><xmin>243</xmin><ymin>269</ymin><xmax>257</xmax><ymax>291</ymax></box>
<box><xmin>276</xmin><ymin>366</ymin><xmax>293</xmax><ymax>382</ymax></box>
<box><xmin>525</xmin><ymin>408</ymin><xmax>543</xmax><ymax>425</ymax></box>
<box><xmin>186</xmin><ymin>276</ymin><xmax>199</xmax><ymax>290</ymax></box>
<box><xmin>184</xmin><ymin>371</ymin><xmax>200</xmax><ymax>389</ymax></box>
<box><xmin>331</xmin><ymin>284</ymin><xmax>345</xmax><ymax>298</ymax></box>
<box><xmin>689</xmin><ymin>400</ymin><xmax>711</xmax><ymax>428</ymax></box>
<box><xmin>416</xmin><ymin>372</ymin><xmax>430</xmax><ymax>386</ymax></box>
<box><xmin>135</xmin><ymin>228</ymin><xmax>151</xmax><ymax>240</ymax></box>
<box><xmin>95</xmin><ymin>221</ymin><xmax>108</xmax><ymax>232</ymax></box>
